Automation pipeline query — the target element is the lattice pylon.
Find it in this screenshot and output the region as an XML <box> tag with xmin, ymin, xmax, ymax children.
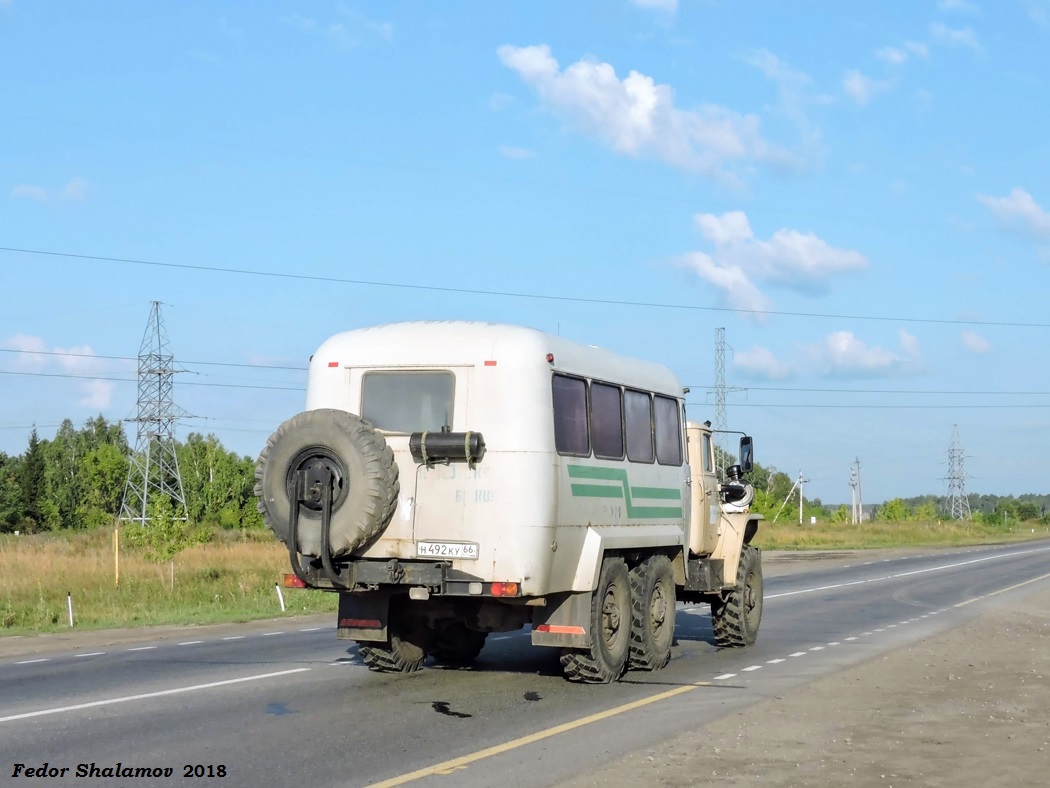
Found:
<box><xmin>944</xmin><ymin>424</ymin><xmax>972</xmax><ymax>521</ymax></box>
<box><xmin>119</xmin><ymin>301</ymin><xmax>191</xmax><ymax>524</ymax></box>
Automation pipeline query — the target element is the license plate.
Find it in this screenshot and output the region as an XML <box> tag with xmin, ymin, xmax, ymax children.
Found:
<box><xmin>416</xmin><ymin>541</ymin><xmax>479</xmax><ymax>560</ymax></box>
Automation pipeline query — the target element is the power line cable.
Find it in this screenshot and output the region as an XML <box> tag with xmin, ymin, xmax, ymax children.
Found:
<box><xmin>2</xmin><ymin>244</ymin><xmax>1048</xmax><ymax>328</ymax></box>
<box><xmin>0</xmin><ymin>347</ymin><xmax>306</xmax><ymax>371</ymax></box>
<box><xmin>0</xmin><ymin>368</ymin><xmax>303</xmax><ymax>391</ymax></box>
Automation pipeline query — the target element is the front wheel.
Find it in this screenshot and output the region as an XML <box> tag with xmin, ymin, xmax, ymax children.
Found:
<box><xmin>712</xmin><ymin>544</ymin><xmax>763</xmax><ymax>648</ymax></box>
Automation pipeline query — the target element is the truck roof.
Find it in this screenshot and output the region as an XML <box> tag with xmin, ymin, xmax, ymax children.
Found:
<box><xmin>309</xmin><ymin>321</ymin><xmax>683</xmax><ymax>397</ymax></box>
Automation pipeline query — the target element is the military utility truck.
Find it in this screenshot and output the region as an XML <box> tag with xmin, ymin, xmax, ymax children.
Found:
<box><xmin>255</xmin><ymin>321</ymin><xmax>763</xmax><ymax>683</ymax></box>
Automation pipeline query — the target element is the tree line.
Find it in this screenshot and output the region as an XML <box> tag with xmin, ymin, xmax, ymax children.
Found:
<box><xmin>0</xmin><ymin>416</ymin><xmax>262</xmax><ymax>534</ymax></box>
<box><xmin>1</xmin><ymin>418</ymin><xmax>1046</xmax><ymax>534</ymax></box>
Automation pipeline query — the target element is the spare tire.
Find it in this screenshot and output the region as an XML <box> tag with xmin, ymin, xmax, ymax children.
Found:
<box><xmin>254</xmin><ymin>409</ymin><xmax>399</xmax><ymax>559</ymax></box>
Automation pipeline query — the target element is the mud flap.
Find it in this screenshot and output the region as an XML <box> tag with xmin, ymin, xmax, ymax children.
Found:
<box><xmin>337</xmin><ymin>592</ymin><xmax>390</xmax><ymax>642</ymax></box>
<box><xmin>531</xmin><ymin>591</ymin><xmax>592</xmax><ymax>648</ymax></box>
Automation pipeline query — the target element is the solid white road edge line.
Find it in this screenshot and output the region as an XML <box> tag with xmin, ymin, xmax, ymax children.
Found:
<box><xmin>765</xmin><ymin>545</ymin><xmax>1050</xmax><ymax>601</ymax></box>
<box><xmin>0</xmin><ymin>668</ymin><xmax>311</xmax><ymax>724</ymax></box>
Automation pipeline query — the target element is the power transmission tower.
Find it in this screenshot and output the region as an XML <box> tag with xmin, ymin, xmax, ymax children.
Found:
<box><xmin>850</xmin><ymin>457</ymin><xmax>863</xmax><ymax>524</ymax></box>
<box><xmin>119</xmin><ymin>301</ymin><xmax>191</xmax><ymax>524</ymax></box>
<box><xmin>944</xmin><ymin>424</ymin><xmax>972</xmax><ymax>521</ymax></box>
<box><xmin>712</xmin><ymin>327</ymin><xmax>745</xmax><ymax>476</ymax></box>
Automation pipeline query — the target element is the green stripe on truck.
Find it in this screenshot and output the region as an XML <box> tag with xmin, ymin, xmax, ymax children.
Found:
<box><xmin>567</xmin><ymin>465</ymin><xmax>683</xmax><ymax>519</ymax></box>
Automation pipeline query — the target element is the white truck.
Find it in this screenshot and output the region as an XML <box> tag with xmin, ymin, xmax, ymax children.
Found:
<box><xmin>255</xmin><ymin>321</ymin><xmax>763</xmax><ymax>683</ymax></box>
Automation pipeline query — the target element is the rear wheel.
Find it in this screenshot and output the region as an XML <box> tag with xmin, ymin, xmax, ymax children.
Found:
<box><xmin>628</xmin><ymin>554</ymin><xmax>676</xmax><ymax>670</ymax></box>
<box><xmin>430</xmin><ymin>623</ymin><xmax>488</xmax><ymax>666</ymax></box>
<box><xmin>712</xmin><ymin>544</ymin><xmax>763</xmax><ymax>648</ymax></box>
<box><xmin>358</xmin><ymin>606</ymin><xmax>430</xmax><ymax>673</ymax></box>
<box><xmin>561</xmin><ymin>557</ymin><xmax>631</xmax><ymax>683</ymax></box>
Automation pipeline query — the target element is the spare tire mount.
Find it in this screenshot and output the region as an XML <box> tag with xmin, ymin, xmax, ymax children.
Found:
<box><xmin>287</xmin><ymin>453</ymin><xmax>348</xmax><ymax>589</ymax></box>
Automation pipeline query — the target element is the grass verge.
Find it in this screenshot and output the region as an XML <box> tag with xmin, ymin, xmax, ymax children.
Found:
<box><xmin>754</xmin><ymin>517</ymin><xmax>1050</xmax><ymax>550</ymax></box>
<box><xmin>0</xmin><ymin>529</ymin><xmax>336</xmax><ymax>637</ymax></box>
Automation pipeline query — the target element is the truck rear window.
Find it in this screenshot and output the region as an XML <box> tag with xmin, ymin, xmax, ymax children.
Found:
<box><xmin>361</xmin><ymin>371</ymin><xmax>454</xmax><ymax>433</ymax></box>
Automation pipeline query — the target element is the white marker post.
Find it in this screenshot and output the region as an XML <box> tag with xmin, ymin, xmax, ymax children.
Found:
<box><xmin>275</xmin><ymin>582</ymin><xmax>286</xmax><ymax>613</ymax></box>
<box><xmin>67</xmin><ymin>592</ymin><xmax>74</xmax><ymax>627</ymax></box>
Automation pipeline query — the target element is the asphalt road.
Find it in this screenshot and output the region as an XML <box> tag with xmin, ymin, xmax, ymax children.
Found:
<box><xmin>2</xmin><ymin>540</ymin><xmax>1049</xmax><ymax>788</ymax></box>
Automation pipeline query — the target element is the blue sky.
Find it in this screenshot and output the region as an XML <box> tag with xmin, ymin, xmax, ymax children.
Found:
<box><xmin>2</xmin><ymin>0</ymin><xmax>1049</xmax><ymax>506</ymax></box>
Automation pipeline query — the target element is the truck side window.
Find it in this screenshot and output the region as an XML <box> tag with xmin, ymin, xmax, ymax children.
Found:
<box><xmin>552</xmin><ymin>374</ymin><xmax>589</xmax><ymax>456</ymax></box>
<box><xmin>624</xmin><ymin>389</ymin><xmax>654</xmax><ymax>463</ymax></box>
<box><xmin>654</xmin><ymin>395</ymin><xmax>682</xmax><ymax>466</ymax></box>
<box><xmin>590</xmin><ymin>382</ymin><xmax>624</xmax><ymax>460</ymax></box>
<box><xmin>702</xmin><ymin>432</ymin><xmax>714</xmax><ymax>473</ymax></box>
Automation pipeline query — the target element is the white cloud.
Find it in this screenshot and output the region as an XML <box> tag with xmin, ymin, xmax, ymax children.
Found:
<box><xmin>498</xmin><ymin>44</ymin><xmax>794</xmax><ymax>185</ymax></box>
<box><xmin>678</xmin><ymin>251</ymin><xmax>772</xmax><ymax>316</ymax></box>
<box><xmin>284</xmin><ymin>9</ymin><xmax>392</xmax><ymax>49</ymax></box>
<box><xmin>741</xmin><ymin>48</ymin><xmax>827</xmax><ymax>160</ymax></box>
<box><xmin>843</xmin><ymin>70</ymin><xmax>890</xmax><ymax>105</ymax></box>
<box><xmin>0</xmin><ymin>335</ymin><xmax>120</xmax><ymax>410</ymax></box>
<box><xmin>876</xmin><ymin>47</ymin><xmax>908</xmax><ymax>65</ymax></box>
<box><xmin>61</xmin><ymin>177</ymin><xmax>90</xmax><ymax>202</ymax></box>
<box><xmin>931</xmin><ymin>23</ymin><xmax>982</xmax><ymax>52</ymax></box>
<box><xmin>961</xmin><ymin>330</ymin><xmax>991</xmax><ymax>353</ymax></box>
<box><xmin>733</xmin><ymin>346</ymin><xmax>793</xmax><ymax>380</ymax></box>
<box><xmin>631</xmin><ymin>0</ymin><xmax>678</xmax><ymax>10</ymax></box>
<box><xmin>905</xmin><ymin>41</ymin><xmax>930</xmax><ymax>58</ymax></box>
<box><xmin>11</xmin><ymin>178</ymin><xmax>91</xmax><ymax>203</ymax></box>
<box><xmin>805</xmin><ymin>330</ymin><xmax>919</xmax><ymax>378</ymax></box>
<box><xmin>978</xmin><ymin>188</ymin><xmax>1050</xmax><ymax>240</ymax></box>
<box><xmin>1</xmin><ymin>333</ymin><xmax>49</xmax><ymax>369</ymax></box>
<box><xmin>678</xmin><ymin>211</ymin><xmax>868</xmax><ymax>318</ymax></box>
<box><xmin>499</xmin><ymin>146</ymin><xmax>537</xmax><ymax>160</ymax></box>
<box><xmin>938</xmin><ymin>0</ymin><xmax>980</xmax><ymax>12</ymax></box>
<box><xmin>1024</xmin><ymin>0</ymin><xmax>1050</xmax><ymax>25</ymax></box>
<box><xmin>11</xmin><ymin>184</ymin><xmax>48</xmax><ymax>202</ymax></box>
<box><xmin>898</xmin><ymin>329</ymin><xmax>919</xmax><ymax>356</ymax></box>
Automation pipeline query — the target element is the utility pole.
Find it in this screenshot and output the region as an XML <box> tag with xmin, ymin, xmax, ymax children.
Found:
<box><xmin>850</xmin><ymin>457</ymin><xmax>863</xmax><ymax>524</ymax></box>
<box><xmin>119</xmin><ymin>301</ymin><xmax>191</xmax><ymax>524</ymax></box>
<box><xmin>945</xmin><ymin>424</ymin><xmax>972</xmax><ymax>521</ymax></box>
<box><xmin>773</xmin><ymin>470</ymin><xmax>809</xmax><ymax>524</ymax></box>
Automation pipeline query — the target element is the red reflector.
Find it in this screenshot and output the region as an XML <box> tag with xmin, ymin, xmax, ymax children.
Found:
<box><xmin>283</xmin><ymin>574</ymin><xmax>307</xmax><ymax>588</ymax></box>
<box><xmin>339</xmin><ymin>618</ymin><xmax>382</xmax><ymax>628</ymax></box>
<box><xmin>484</xmin><ymin>360</ymin><xmax>497</xmax><ymax>366</ymax></box>
<box><xmin>327</xmin><ymin>361</ymin><xmax>339</xmax><ymax>368</ymax></box>
<box><xmin>536</xmin><ymin>624</ymin><xmax>586</xmax><ymax>635</ymax></box>
<box><xmin>490</xmin><ymin>582</ymin><xmax>519</xmax><ymax>597</ymax></box>
<box><xmin>545</xmin><ymin>353</ymin><xmax>554</xmax><ymax>364</ymax></box>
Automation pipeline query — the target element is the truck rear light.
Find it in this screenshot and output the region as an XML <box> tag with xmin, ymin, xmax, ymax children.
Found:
<box><xmin>339</xmin><ymin>618</ymin><xmax>381</xmax><ymax>628</ymax></box>
<box><xmin>490</xmin><ymin>582</ymin><xmax>519</xmax><ymax>597</ymax></box>
<box><xmin>283</xmin><ymin>574</ymin><xmax>307</xmax><ymax>588</ymax></box>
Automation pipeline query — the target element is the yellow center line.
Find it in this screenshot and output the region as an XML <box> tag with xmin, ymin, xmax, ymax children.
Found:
<box><xmin>955</xmin><ymin>570</ymin><xmax>1050</xmax><ymax>608</ymax></box>
<box><xmin>367</xmin><ymin>682</ymin><xmax>711</xmax><ymax>787</ymax></box>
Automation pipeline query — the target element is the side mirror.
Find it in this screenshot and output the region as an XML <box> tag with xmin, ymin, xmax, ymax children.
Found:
<box><xmin>739</xmin><ymin>436</ymin><xmax>754</xmax><ymax>473</ymax></box>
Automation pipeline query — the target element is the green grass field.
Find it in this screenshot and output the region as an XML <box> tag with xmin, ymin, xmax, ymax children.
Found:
<box><xmin>2</xmin><ymin>519</ymin><xmax>1046</xmax><ymax>637</ymax></box>
<box><xmin>0</xmin><ymin>529</ymin><xmax>336</xmax><ymax>636</ymax></box>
